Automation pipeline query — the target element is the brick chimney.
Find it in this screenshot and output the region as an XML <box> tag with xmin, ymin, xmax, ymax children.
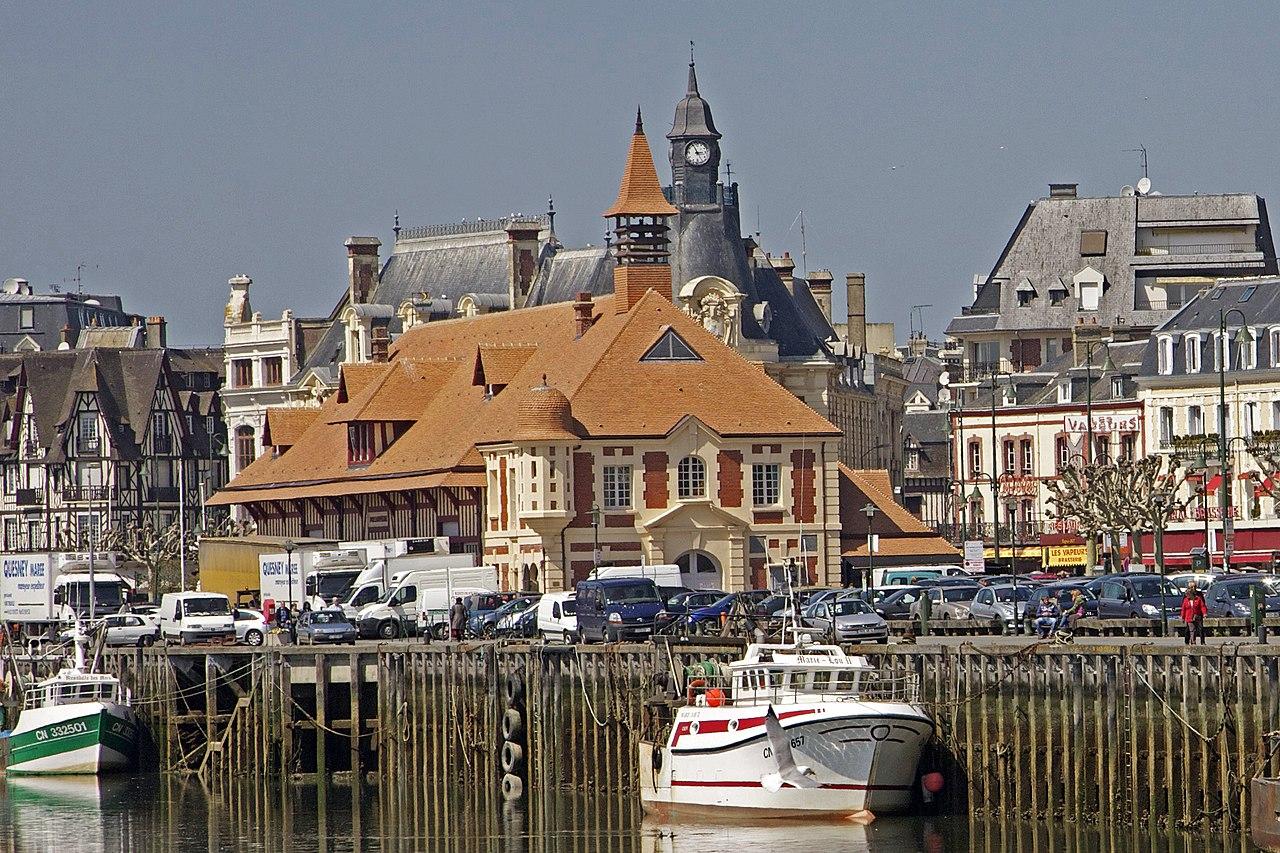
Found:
<box><xmin>573</xmin><ymin>292</ymin><xmax>595</xmax><ymax>339</ymax></box>
<box><xmin>145</xmin><ymin>316</ymin><xmax>167</xmax><ymax>349</ymax></box>
<box><xmin>807</xmin><ymin>269</ymin><xmax>834</xmax><ymax>322</ymax></box>
<box><xmin>845</xmin><ymin>273</ymin><xmax>867</xmax><ymax>351</ymax></box>
<box><xmin>770</xmin><ymin>252</ymin><xmax>796</xmax><ymax>293</ymax></box>
<box><xmin>1049</xmin><ymin>183</ymin><xmax>1078</xmax><ymax>198</ymax></box>
<box><xmin>59</xmin><ymin>324</ymin><xmax>72</xmax><ymax>350</ymax></box>
<box><xmin>1072</xmin><ymin>317</ymin><xmax>1104</xmax><ymax>365</ymax></box>
<box><xmin>506</xmin><ymin>220</ymin><xmax>541</xmax><ymax>307</ymax></box>
<box><xmin>370</xmin><ymin>322</ymin><xmax>390</xmax><ymax>363</ymax></box>
<box><xmin>345</xmin><ymin>237</ymin><xmax>381</xmax><ymax>305</ymax></box>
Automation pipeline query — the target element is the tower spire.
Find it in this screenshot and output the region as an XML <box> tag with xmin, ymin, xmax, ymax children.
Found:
<box><xmin>635</xmin><ymin>105</ymin><xmax>643</xmax><ymax>134</ymax></box>
<box><xmin>687</xmin><ymin>41</ymin><xmax>699</xmax><ymax>95</ymax></box>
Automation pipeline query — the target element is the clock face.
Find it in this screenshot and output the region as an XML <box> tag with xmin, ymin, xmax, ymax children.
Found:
<box><xmin>685</xmin><ymin>141</ymin><xmax>711</xmax><ymax>166</ymax></box>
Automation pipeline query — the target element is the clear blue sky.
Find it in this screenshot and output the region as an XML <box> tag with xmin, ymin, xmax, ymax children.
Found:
<box><xmin>4</xmin><ymin>2</ymin><xmax>1278</xmax><ymax>345</ymax></box>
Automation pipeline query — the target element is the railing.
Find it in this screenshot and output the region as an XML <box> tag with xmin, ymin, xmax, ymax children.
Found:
<box><xmin>148</xmin><ymin>486</ymin><xmax>180</xmax><ymax>502</ymax></box>
<box><xmin>962</xmin><ymin>362</ymin><xmax>1002</xmax><ymax>382</ymax></box>
<box><xmin>960</xmin><ymin>520</ymin><xmax>1052</xmax><ymax>543</ymax></box>
<box><xmin>396</xmin><ymin>215</ymin><xmax>549</xmax><ymax>241</ymax></box>
<box><xmin>1136</xmin><ymin>242</ymin><xmax>1257</xmax><ymax>256</ymax></box>
<box><xmin>77</xmin><ymin>438</ymin><xmax>101</xmax><ymax>455</ymax></box>
<box><xmin>685</xmin><ymin>669</ymin><xmax>921</xmax><ymax>707</ymax></box>
<box><xmin>61</xmin><ymin>486</ymin><xmax>107</xmax><ymax>502</ymax></box>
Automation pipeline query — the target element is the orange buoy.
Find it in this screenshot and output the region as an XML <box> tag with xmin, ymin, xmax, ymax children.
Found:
<box><xmin>705</xmin><ymin>687</ymin><xmax>725</xmax><ymax>707</ymax></box>
<box><xmin>922</xmin><ymin>771</ymin><xmax>945</xmax><ymax>794</ymax></box>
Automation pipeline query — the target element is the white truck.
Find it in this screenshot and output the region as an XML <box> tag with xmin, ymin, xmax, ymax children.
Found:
<box><xmin>302</xmin><ymin>549</ymin><xmax>366</xmax><ymax>610</ymax></box>
<box><xmin>589</xmin><ymin>564</ymin><xmax>684</xmax><ymax>589</ymax></box>
<box><xmin>2</xmin><ymin>552</ymin><xmax>133</xmax><ymax>626</ymax></box>
<box><xmin>354</xmin><ymin>560</ymin><xmax>495</xmax><ymax>639</ymax></box>
<box><xmin>340</xmin><ymin>551</ymin><xmax>478</xmax><ymax>620</ymax></box>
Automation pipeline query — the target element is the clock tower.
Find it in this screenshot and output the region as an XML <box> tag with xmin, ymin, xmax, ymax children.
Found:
<box><xmin>667</xmin><ymin>58</ymin><xmax>722</xmax><ymax>207</ymax></box>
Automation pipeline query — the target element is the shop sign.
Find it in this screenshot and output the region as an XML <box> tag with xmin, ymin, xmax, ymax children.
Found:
<box><xmin>1047</xmin><ymin>545</ymin><xmax>1088</xmax><ymax>567</ymax></box>
<box><xmin>1063</xmin><ymin>413</ymin><xmax>1140</xmax><ymax>434</ymax></box>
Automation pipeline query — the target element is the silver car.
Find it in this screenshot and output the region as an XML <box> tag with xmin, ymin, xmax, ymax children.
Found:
<box><xmin>233</xmin><ymin>608</ymin><xmax>268</xmax><ymax>646</ymax></box>
<box><xmin>968</xmin><ymin>584</ymin><xmax>1037</xmax><ymax>632</ymax></box>
<box><xmin>803</xmin><ymin>598</ymin><xmax>890</xmax><ymax>643</ymax></box>
<box><xmin>64</xmin><ymin>614</ymin><xmax>159</xmax><ymax>647</ymax></box>
<box><xmin>909</xmin><ymin>584</ymin><xmax>981</xmax><ymax>620</ymax></box>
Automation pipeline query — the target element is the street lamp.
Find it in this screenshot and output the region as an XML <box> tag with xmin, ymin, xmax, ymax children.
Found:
<box><xmin>861</xmin><ymin>502</ymin><xmax>878</xmax><ymax>590</ymax></box>
<box><xmin>986</xmin><ymin>372</ymin><xmax>1014</xmax><ymax>574</ymax></box>
<box><xmin>284</xmin><ymin>539</ymin><xmax>296</xmax><ymax>609</ymax></box>
<box><xmin>1152</xmin><ymin>494</ymin><xmax>1169</xmax><ymax>636</ymax></box>
<box><xmin>590</xmin><ymin>503</ymin><xmax>602</xmax><ymax>569</ymax></box>
<box><xmin>1005</xmin><ymin>495</ymin><xmax>1021</xmax><ymax>634</ymax></box>
<box><xmin>1217</xmin><ymin>308</ymin><xmax>1253</xmax><ymax>572</ymax></box>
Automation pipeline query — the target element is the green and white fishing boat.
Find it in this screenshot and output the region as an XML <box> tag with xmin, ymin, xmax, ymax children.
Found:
<box><xmin>6</xmin><ymin>632</ymin><xmax>136</xmax><ymax>775</ymax></box>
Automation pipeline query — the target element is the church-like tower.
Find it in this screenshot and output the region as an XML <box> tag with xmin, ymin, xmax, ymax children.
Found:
<box><xmin>667</xmin><ymin>58</ymin><xmax>722</xmax><ymax>207</ymax></box>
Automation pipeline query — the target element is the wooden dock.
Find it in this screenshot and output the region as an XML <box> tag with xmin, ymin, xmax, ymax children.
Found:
<box><xmin>101</xmin><ymin>639</ymin><xmax>1280</xmax><ymax>837</ymax></box>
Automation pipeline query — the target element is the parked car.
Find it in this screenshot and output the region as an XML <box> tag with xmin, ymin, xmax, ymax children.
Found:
<box><xmin>687</xmin><ymin>593</ymin><xmax>751</xmax><ymax>631</ymax></box>
<box><xmin>159</xmin><ymin>592</ymin><xmax>235</xmax><ymax>645</ymax></box>
<box><xmin>294</xmin><ymin>610</ymin><xmax>358</xmax><ymax>645</ymax></box>
<box><xmin>65</xmin><ymin>614</ymin><xmax>159</xmax><ymax>648</ymax></box>
<box><xmin>536</xmin><ymin>592</ymin><xmax>578</xmax><ymax>643</ymax></box>
<box><xmin>968</xmin><ymin>585</ymin><xmax>1036</xmax><ymax>632</ymax></box>
<box><xmin>464</xmin><ymin>591</ymin><xmax>520</xmax><ymax>638</ymax></box>
<box><xmin>575</xmin><ymin>577</ymin><xmax>663</xmax><ymax>643</ymax></box>
<box><xmin>655</xmin><ymin>590</ymin><xmax>726</xmax><ymax>633</ymax></box>
<box><xmin>1203</xmin><ymin>575</ymin><xmax>1280</xmax><ymax>618</ymax></box>
<box><xmin>491</xmin><ymin>595</ymin><xmax>541</xmax><ymax>638</ymax></box>
<box><xmin>793</xmin><ymin>587</ymin><xmax>839</xmax><ymax>609</ymax></box>
<box><xmin>908</xmin><ymin>584</ymin><xmax>981</xmax><ymax>620</ymax></box>
<box><xmin>1169</xmin><ymin>573</ymin><xmax>1217</xmax><ymax>593</ymax></box>
<box><xmin>1037</xmin><ymin>583</ymin><xmax>1100</xmax><ymax>618</ymax></box>
<box><xmin>1095</xmin><ymin>574</ymin><xmax>1182</xmax><ymax>619</ymax></box>
<box><xmin>803</xmin><ymin>597</ymin><xmax>890</xmax><ymax>643</ymax></box>
<box><xmin>752</xmin><ymin>594</ymin><xmax>792</xmax><ymax>617</ymax></box>
<box><xmin>233</xmin><ymin>608</ymin><xmax>268</xmax><ymax>646</ymax></box>
<box><xmin>871</xmin><ymin>586</ymin><xmax>927</xmax><ymax>620</ymax></box>
<box><xmin>515</xmin><ymin>605</ymin><xmax>539</xmax><ymax>638</ymax></box>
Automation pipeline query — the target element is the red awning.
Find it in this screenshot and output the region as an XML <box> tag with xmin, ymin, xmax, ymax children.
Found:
<box><xmin>1203</xmin><ymin>474</ymin><xmax>1223</xmax><ymax>495</ymax></box>
<box><xmin>1254</xmin><ymin>475</ymin><xmax>1275</xmax><ymax>498</ymax></box>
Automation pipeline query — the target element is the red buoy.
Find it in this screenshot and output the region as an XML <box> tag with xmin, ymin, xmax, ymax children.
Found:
<box><xmin>922</xmin><ymin>771</ymin><xmax>945</xmax><ymax>794</ymax></box>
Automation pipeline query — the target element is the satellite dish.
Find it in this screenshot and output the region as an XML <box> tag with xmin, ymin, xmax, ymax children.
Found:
<box><xmin>1137</xmin><ymin>177</ymin><xmax>1152</xmax><ymax>195</ymax></box>
<box><xmin>1121</xmin><ymin>185</ymin><xmax>1135</xmax><ymax>197</ymax></box>
<box><xmin>1147</xmin><ymin>190</ymin><xmax>1162</xmax><ymax>196</ymax></box>
<box><xmin>938</xmin><ymin>371</ymin><xmax>951</xmax><ymax>387</ymax></box>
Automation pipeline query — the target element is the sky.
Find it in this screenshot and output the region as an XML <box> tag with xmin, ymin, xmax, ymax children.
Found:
<box><xmin>3</xmin><ymin>2</ymin><xmax>1280</xmax><ymax>346</ymax></box>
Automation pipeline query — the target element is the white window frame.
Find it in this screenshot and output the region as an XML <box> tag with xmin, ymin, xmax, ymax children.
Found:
<box><xmin>1270</xmin><ymin>327</ymin><xmax>1280</xmax><ymax>368</ymax></box>
<box><xmin>1158</xmin><ymin>407</ymin><xmax>1174</xmax><ymax>445</ymax></box>
<box><xmin>1156</xmin><ymin>336</ymin><xmax>1174</xmax><ymax>375</ymax></box>
<box><xmin>601</xmin><ymin>465</ymin><xmax>632</xmax><ymax>510</ymax></box>
<box><xmin>1187</xmin><ymin>405</ymin><xmax>1203</xmax><ymax>435</ymax></box>
<box><xmin>1020</xmin><ymin>440</ymin><xmax>1033</xmax><ymax>474</ymax></box>
<box><xmin>1056</xmin><ymin>436</ymin><xmax>1070</xmax><ymax>471</ymax></box>
<box><xmin>676</xmin><ymin>456</ymin><xmax>706</xmax><ymax>500</ymax></box>
<box><xmin>1184</xmin><ymin>333</ymin><xmax>1200</xmax><ymax>373</ymax></box>
<box><xmin>1239</xmin><ymin>329</ymin><xmax>1257</xmax><ymax>370</ymax></box>
<box><xmin>752</xmin><ymin>463</ymin><xmax>781</xmax><ymax>507</ymax></box>
<box><xmin>19</xmin><ymin>307</ymin><xmax>34</xmax><ymax>330</ymax></box>
<box><xmin>1057</xmin><ymin>381</ymin><xmax>1070</xmax><ymax>403</ymax></box>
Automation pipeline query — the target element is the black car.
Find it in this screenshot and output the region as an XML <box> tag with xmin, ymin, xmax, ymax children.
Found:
<box><xmin>515</xmin><ymin>605</ymin><xmax>539</xmax><ymax>638</ymax></box>
<box><xmin>655</xmin><ymin>589</ymin><xmax>727</xmax><ymax>633</ymax></box>
<box><xmin>872</xmin><ymin>585</ymin><xmax>927</xmax><ymax>620</ymax></box>
<box><xmin>1203</xmin><ymin>575</ymin><xmax>1280</xmax><ymax>618</ymax></box>
<box><xmin>1095</xmin><ymin>574</ymin><xmax>1181</xmax><ymax>619</ymax></box>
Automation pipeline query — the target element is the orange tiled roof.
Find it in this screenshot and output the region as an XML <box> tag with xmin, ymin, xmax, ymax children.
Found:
<box><xmin>476</xmin><ymin>344</ymin><xmax>538</xmax><ymax>387</ymax></box>
<box><xmin>214</xmin><ymin>291</ymin><xmax>838</xmax><ymax>506</ymax></box>
<box><xmin>838</xmin><ymin>464</ymin><xmax>959</xmax><ymax>558</ymax></box>
<box><xmin>262</xmin><ymin>408</ymin><xmax>320</xmax><ymax>448</ymax></box>
<box><xmin>328</xmin><ymin>359</ymin><xmax>455</xmax><ymax>423</ymax></box>
<box><xmin>602</xmin><ymin>111</ymin><xmax>678</xmax><ymax>218</ymax></box>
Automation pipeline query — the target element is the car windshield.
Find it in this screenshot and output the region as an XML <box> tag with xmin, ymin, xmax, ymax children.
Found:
<box><xmin>471</xmin><ymin>595</ymin><xmax>504</xmax><ymax>611</ymax></box>
<box><xmin>1256</xmin><ymin>577</ymin><xmax>1280</xmax><ymax>594</ymax></box>
<box><xmin>689</xmin><ymin>592</ymin><xmax>723</xmax><ymax>607</ymax></box>
<box><xmin>183</xmin><ymin>597</ymin><xmax>229</xmax><ymax>616</ymax></box>
<box><xmin>943</xmin><ymin>587</ymin><xmax>979</xmax><ymax>602</ymax></box>
<box><xmin>1131</xmin><ymin>577</ymin><xmax>1181</xmax><ymax>597</ymax></box>
<box><xmin>559</xmin><ymin>599</ymin><xmax>576</xmax><ymax>615</ymax></box>
<box><xmin>315</xmin><ymin>571</ymin><xmax>359</xmax><ymax>597</ymax></box>
<box><xmin>756</xmin><ymin>595</ymin><xmax>788</xmax><ymax>614</ymax></box>
<box><xmin>833</xmin><ymin>599</ymin><xmax>873</xmax><ymax>616</ymax></box>
<box><xmin>603</xmin><ymin>583</ymin><xmax>659</xmax><ymax>604</ymax></box>
<box><xmin>310</xmin><ymin>612</ymin><xmax>350</xmax><ymax>625</ymax></box>
<box><xmin>993</xmin><ymin>587</ymin><xmax>1034</xmax><ymax>603</ymax></box>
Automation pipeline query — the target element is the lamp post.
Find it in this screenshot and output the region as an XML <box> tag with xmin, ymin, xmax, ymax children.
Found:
<box><xmin>987</xmin><ymin>373</ymin><xmax>1013</xmax><ymax>573</ymax></box>
<box><xmin>284</xmin><ymin>539</ymin><xmax>296</xmax><ymax>609</ymax></box>
<box><xmin>862</xmin><ymin>502</ymin><xmax>878</xmax><ymax>590</ymax></box>
<box><xmin>1005</xmin><ymin>495</ymin><xmax>1021</xmax><ymax>634</ymax></box>
<box><xmin>1152</xmin><ymin>494</ymin><xmax>1168</xmax><ymax>636</ymax></box>
<box><xmin>590</xmin><ymin>503</ymin><xmax>602</xmax><ymax>569</ymax></box>
<box><xmin>1217</xmin><ymin>308</ymin><xmax>1252</xmax><ymax>573</ymax></box>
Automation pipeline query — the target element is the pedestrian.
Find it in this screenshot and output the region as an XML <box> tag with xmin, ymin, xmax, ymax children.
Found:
<box><xmin>448</xmin><ymin>597</ymin><xmax>467</xmax><ymax>641</ymax></box>
<box><xmin>1058</xmin><ymin>590</ymin><xmax>1086</xmax><ymax>637</ymax></box>
<box><xmin>274</xmin><ymin>602</ymin><xmax>292</xmax><ymax>643</ymax></box>
<box><xmin>1033</xmin><ymin>595</ymin><xmax>1059</xmax><ymax>639</ymax></box>
<box><xmin>1180</xmin><ymin>582</ymin><xmax>1207</xmax><ymax>646</ymax></box>
<box><xmin>325</xmin><ymin>596</ymin><xmax>342</xmax><ymax>612</ymax></box>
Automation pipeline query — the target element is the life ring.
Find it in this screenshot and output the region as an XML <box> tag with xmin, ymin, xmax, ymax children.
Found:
<box><xmin>705</xmin><ymin>687</ymin><xmax>725</xmax><ymax>708</ymax></box>
<box><xmin>685</xmin><ymin>676</ymin><xmax>706</xmax><ymax>704</ymax></box>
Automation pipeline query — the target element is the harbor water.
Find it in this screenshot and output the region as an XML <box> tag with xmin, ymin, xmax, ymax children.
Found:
<box><xmin>0</xmin><ymin>775</ymin><xmax>1249</xmax><ymax>853</ymax></box>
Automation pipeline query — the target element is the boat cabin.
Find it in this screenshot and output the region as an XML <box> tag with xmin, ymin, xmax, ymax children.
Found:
<box><xmin>721</xmin><ymin>643</ymin><xmax>876</xmax><ymax>706</ymax></box>
<box><xmin>27</xmin><ymin>671</ymin><xmax>122</xmax><ymax>709</ymax></box>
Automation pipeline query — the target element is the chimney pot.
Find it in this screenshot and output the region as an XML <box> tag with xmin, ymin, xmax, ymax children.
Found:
<box><xmin>1049</xmin><ymin>183</ymin><xmax>1078</xmax><ymax>199</ymax></box>
<box><xmin>145</xmin><ymin>316</ymin><xmax>167</xmax><ymax>349</ymax></box>
<box><xmin>573</xmin><ymin>292</ymin><xmax>595</xmax><ymax>339</ymax></box>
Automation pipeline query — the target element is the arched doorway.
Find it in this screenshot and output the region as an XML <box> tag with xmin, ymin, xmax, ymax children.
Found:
<box><xmin>675</xmin><ymin>550</ymin><xmax>722</xmax><ymax>591</ymax></box>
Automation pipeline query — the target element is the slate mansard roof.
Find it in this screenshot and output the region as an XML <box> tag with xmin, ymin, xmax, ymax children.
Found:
<box><xmin>947</xmin><ymin>191</ymin><xmax>1275</xmax><ymax>337</ymax></box>
<box><xmin>1138</xmin><ymin>277</ymin><xmax>1280</xmax><ymax>379</ymax></box>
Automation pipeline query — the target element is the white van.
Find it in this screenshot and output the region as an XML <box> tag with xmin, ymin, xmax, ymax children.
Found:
<box><xmin>159</xmin><ymin>592</ymin><xmax>235</xmax><ymax>645</ymax></box>
<box><xmin>416</xmin><ymin>585</ymin><xmax>495</xmax><ymax>638</ymax></box>
<box><xmin>536</xmin><ymin>592</ymin><xmax>577</xmax><ymax>643</ymax></box>
<box><xmin>356</xmin><ymin>564</ymin><xmax>499</xmax><ymax>639</ymax></box>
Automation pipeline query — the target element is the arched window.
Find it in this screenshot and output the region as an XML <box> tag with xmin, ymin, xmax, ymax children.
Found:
<box><xmin>235</xmin><ymin>426</ymin><xmax>256</xmax><ymax>472</ymax></box>
<box><xmin>1184</xmin><ymin>334</ymin><xmax>1200</xmax><ymax>373</ymax></box>
<box><xmin>1156</xmin><ymin>336</ymin><xmax>1174</xmax><ymax>375</ymax></box>
<box><xmin>676</xmin><ymin>456</ymin><xmax>706</xmax><ymax>500</ymax></box>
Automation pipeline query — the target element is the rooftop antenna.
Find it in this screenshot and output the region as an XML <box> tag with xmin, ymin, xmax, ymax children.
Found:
<box><xmin>547</xmin><ymin>194</ymin><xmax>556</xmax><ymax>233</ymax></box>
<box><xmin>755</xmin><ymin>204</ymin><xmax>761</xmax><ymax>238</ymax></box>
<box><xmin>724</xmin><ymin>160</ymin><xmax>733</xmax><ymax>186</ymax></box>
<box><xmin>787</xmin><ymin>210</ymin><xmax>808</xmax><ymax>279</ymax></box>
<box><xmin>910</xmin><ymin>304</ymin><xmax>933</xmax><ymax>340</ymax></box>
<box><xmin>1125</xmin><ymin>144</ymin><xmax>1149</xmax><ymax>180</ymax></box>
<box><xmin>64</xmin><ymin>262</ymin><xmax>98</xmax><ymax>297</ymax></box>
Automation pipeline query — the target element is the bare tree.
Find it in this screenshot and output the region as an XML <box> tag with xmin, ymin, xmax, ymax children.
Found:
<box><xmin>1046</xmin><ymin>455</ymin><xmax>1189</xmax><ymax>570</ymax></box>
<box><xmin>98</xmin><ymin>516</ymin><xmax>255</xmax><ymax>602</ymax></box>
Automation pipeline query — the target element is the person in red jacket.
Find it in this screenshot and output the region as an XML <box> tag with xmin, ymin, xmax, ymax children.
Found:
<box><xmin>1180</xmin><ymin>582</ymin><xmax>1208</xmax><ymax>646</ymax></box>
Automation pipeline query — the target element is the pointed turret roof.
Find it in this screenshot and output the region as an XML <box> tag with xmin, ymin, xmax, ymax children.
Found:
<box><xmin>603</xmin><ymin>109</ymin><xmax>678</xmax><ymax>218</ymax></box>
<box><xmin>668</xmin><ymin>59</ymin><xmax>721</xmax><ymax>140</ymax></box>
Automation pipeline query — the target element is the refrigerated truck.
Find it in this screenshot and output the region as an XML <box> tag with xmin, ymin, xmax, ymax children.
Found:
<box><xmin>1</xmin><ymin>552</ymin><xmax>132</xmax><ymax>626</ymax></box>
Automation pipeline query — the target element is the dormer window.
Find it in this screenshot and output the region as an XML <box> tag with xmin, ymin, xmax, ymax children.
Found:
<box><xmin>1270</xmin><ymin>327</ymin><xmax>1280</xmax><ymax>368</ymax></box>
<box><xmin>1057</xmin><ymin>381</ymin><xmax>1070</xmax><ymax>403</ymax></box>
<box><xmin>1238</xmin><ymin>329</ymin><xmax>1258</xmax><ymax>370</ymax></box>
<box><xmin>1073</xmin><ymin>266</ymin><xmax>1104</xmax><ymax>311</ymax></box>
<box><xmin>348</xmin><ymin>422</ymin><xmax>375</xmax><ymax>465</ymax></box>
<box><xmin>1110</xmin><ymin>376</ymin><xmax>1124</xmax><ymax>398</ymax></box>
<box><xmin>1156</xmin><ymin>335</ymin><xmax>1174</xmax><ymax>375</ymax></box>
<box><xmin>1015</xmin><ymin>278</ymin><xmax>1037</xmax><ymax>307</ymax></box>
<box><xmin>1184</xmin><ymin>334</ymin><xmax>1201</xmax><ymax>373</ymax></box>
<box><xmin>643</xmin><ymin>329</ymin><xmax>701</xmax><ymax>362</ymax></box>
<box><xmin>1049</xmin><ymin>281</ymin><xmax>1068</xmax><ymax>307</ymax></box>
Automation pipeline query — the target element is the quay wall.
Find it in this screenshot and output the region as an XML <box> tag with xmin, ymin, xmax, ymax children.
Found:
<box><xmin>101</xmin><ymin>640</ymin><xmax>1280</xmax><ymax>836</ymax></box>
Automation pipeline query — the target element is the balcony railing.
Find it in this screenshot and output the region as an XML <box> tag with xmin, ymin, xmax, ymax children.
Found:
<box><xmin>148</xmin><ymin>486</ymin><xmax>180</xmax><ymax>503</ymax></box>
<box><xmin>15</xmin><ymin>488</ymin><xmax>42</xmax><ymax>507</ymax></box>
<box><xmin>955</xmin><ymin>519</ymin><xmax>1057</xmax><ymax>544</ymax></box>
<box><xmin>62</xmin><ymin>486</ymin><xmax>107</xmax><ymax>502</ymax></box>
<box><xmin>1136</xmin><ymin>242</ymin><xmax>1257</xmax><ymax>256</ymax></box>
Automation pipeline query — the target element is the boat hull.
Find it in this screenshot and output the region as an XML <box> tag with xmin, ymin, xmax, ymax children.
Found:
<box><xmin>7</xmin><ymin>703</ymin><xmax>137</xmax><ymax>775</ymax></box>
<box><xmin>639</xmin><ymin>702</ymin><xmax>932</xmax><ymax>819</ymax></box>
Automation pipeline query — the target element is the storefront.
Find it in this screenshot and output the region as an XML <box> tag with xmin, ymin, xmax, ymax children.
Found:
<box><xmin>1139</xmin><ymin>526</ymin><xmax>1280</xmax><ymax>570</ymax></box>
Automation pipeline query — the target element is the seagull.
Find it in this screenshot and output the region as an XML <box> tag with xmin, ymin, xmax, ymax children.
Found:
<box><xmin>760</xmin><ymin>705</ymin><xmax>818</xmax><ymax>792</ymax></box>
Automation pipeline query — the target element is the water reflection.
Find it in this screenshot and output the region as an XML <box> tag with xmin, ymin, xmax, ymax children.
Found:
<box><xmin>0</xmin><ymin>774</ymin><xmax>1251</xmax><ymax>853</ymax></box>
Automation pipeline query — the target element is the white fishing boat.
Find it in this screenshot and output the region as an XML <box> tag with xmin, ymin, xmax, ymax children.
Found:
<box><xmin>640</xmin><ymin>633</ymin><xmax>932</xmax><ymax>820</ymax></box>
<box><xmin>5</xmin><ymin>630</ymin><xmax>137</xmax><ymax>775</ymax></box>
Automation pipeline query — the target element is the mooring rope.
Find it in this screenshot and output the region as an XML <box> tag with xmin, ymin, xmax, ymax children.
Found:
<box><xmin>571</xmin><ymin>654</ymin><xmax>608</xmax><ymax>728</ymax></box>
<box><xmin>1133</xmin><ymin>665</ymin><xmax>1226</xmax><ymax>743</ymax></box>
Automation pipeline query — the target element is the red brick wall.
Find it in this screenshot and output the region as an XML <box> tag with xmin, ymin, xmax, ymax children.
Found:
<box><xmin>498</xmin><ymin>457</ymin><xmax>509</xmax><ymax>530</ymax></box>
<box><xmin>717</xmin><ymin>450</ymin><xmax>743</xmax><ymax>508</ymax></box>
<box><xmin>643</xmin><ymin>451</ymin><xmax>669</xmax><ymax>509</ymax></box>
<box><xmin>571</xmin><ymin>451</ymin><xmax>594</xmax><ymax>528</ymax></box>
<box><xmin>790</xmin><ymin>449</ymin><xmax>816</xmax><ymax>524</ymax></box>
